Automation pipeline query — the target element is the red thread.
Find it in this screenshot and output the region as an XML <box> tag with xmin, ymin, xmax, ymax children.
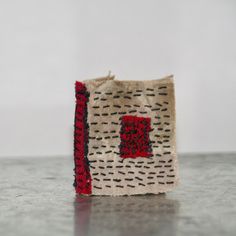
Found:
<box><xmin>74</xmin><ymin>81</ymin><xmax>92</xmax><ymax>194</ymax></box>
<box><xmin>119</xmin><ymin>115</ymin><xmax>153</xmax><ymax>158</ymax></box>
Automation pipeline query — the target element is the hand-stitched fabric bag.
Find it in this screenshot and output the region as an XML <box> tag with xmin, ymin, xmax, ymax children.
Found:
<box><xmin>73</xmin><ymin>74</ymin><xmax>178</xmax><ymax>196</ymax></box>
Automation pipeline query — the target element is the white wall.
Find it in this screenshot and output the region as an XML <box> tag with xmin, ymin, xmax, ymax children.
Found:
<box><xmin>0</xmin><ymin>0</ymin><xmax>236</xmax><ymax>157</ymax></box>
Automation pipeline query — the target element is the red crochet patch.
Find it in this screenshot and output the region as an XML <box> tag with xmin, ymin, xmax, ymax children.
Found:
<box><xmin>119</xmin><ymin>115</ymin><xmax>153</xmax><ymax>158</ymax></box>
<box><xmin>73</xmin><ymin>81</ymin><xmax>92</xmax><ymax>195</ymax></box>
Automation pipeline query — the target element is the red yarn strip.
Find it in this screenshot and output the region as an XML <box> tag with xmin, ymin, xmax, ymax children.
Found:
<box><xmin>73</xmin><ymin>81</ymin><xmax>92</xmax><ymax>194</ymax></box>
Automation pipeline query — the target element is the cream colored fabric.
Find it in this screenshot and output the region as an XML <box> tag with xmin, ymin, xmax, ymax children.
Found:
<box><xmin>84</xmin><ymin>74</ymin><xmax>178</xmax><ymax>195</ymax></box>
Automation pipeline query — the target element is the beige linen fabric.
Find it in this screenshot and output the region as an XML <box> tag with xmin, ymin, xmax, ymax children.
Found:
<box><xmin>84</xmin><ymin>74</ymin><xmax>178</xmax><ymax>195</ymax></box>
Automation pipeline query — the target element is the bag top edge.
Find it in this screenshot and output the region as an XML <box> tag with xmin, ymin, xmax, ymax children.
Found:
<box><xmin>76</xmin><ymin>74</ymin><xmax>174</xmax><ymax>83</ymax></box>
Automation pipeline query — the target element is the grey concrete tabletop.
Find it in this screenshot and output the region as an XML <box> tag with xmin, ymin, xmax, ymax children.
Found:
<box><xmin>0</xmin><ymin>154</ymin><xmax>235</xmax><ymax>236</ymax></box>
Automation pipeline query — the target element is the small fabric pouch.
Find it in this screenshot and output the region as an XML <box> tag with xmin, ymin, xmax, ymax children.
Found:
<box><xmin>73</xmin><ymin>74</ymin><xmax>178</xmax><ymax>195</ymax></box>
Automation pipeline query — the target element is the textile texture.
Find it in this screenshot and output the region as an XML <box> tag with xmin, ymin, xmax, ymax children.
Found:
<box><xmin>74</xmin><ymin>75</ymin><xmax>178</xmax><ymax>196</ymax></box>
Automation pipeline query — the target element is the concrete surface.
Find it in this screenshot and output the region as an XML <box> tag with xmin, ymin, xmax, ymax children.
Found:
<box><xmin>0</xmin><ymin>154</ymin><xmax>235</xmax><ymax>236</ymax></box>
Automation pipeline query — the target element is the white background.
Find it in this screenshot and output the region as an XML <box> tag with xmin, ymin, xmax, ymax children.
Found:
<box><xmin>0</xmin><ymin>0</ymin><xmax>236</xmax><ymax>157</ymax></box>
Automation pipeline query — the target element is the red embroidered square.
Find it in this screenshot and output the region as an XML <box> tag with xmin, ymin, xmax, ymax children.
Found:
<box><xmin>119</xmin><ymin>115</ymin><xmax>153</xmax><ymax>158</ymax></box>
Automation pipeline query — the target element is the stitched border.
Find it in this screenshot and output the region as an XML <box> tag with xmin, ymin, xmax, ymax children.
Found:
<box><xmin>73</xmin><ymin>81</ymin><xmax>92</xmax><ymax>194</ymax></box>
